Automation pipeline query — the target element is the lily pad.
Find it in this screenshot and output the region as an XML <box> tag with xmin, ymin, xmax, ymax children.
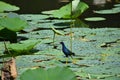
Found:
<box><xmin>84</xmin><ymin>17</ymin><xmax>106</xmax><ymax>21</ymax></box>
<box><xmin>20</xmin><ymin>66</ymin><xmax>77</xmax><ymax>80</ymax></box>
<box><xmin>0</xmin><ymin>1</ymin><xmax>20</xmax><ymax>12</ymax></box>
<box><xmin>16</xmin><ymin>55</ymin><xmax>53</xmax><ymax>69</ymax></box>
<box><xmin>3</xmin><ymin>40</ymin><xmax>40</xmax><ymax>56</ymax></box>
<box><xmin>42</xmin><ymin>1</ymin><xmax>89</xmax><ymax>18</ymax></box>
<box><xmin>0</xmin><ymin>17</ymin><xmax>28</xmax><ymax>32</ymax></box>
<box><xmin>0</xmin><ymin>26</ymin><xmax>4</xmax><ymax>30</ymax></box>
<box><xmin>114</xmin><ymin>4</ymin><xmax>120</xmax><ymax>7</ymax></box>
<box><xmin>94</xmin><ymin>7</ymin><xmax>120</xmax><ymax>14</ymax></box>
<box><xmin>20</xmin><ymin>14</ymin><xmax>49</xmax><ymax>20</ymax></box>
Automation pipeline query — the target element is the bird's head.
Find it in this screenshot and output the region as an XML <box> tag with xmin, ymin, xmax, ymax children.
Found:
<box><xmin>60</xmin><ymin>42</ymin><xmax>64</xmax><ymax>44</ymax></box>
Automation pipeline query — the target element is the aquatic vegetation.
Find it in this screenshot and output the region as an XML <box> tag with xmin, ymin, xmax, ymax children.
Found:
<box><xmin>94</xmin><ymin>3</ymin><xmax>120</xmax><ymax>14</ymax></box>
<box><xmin>0</xmin><ymin>1</ymin><xmax>120</xmax><ymax>80</ymax></box>
<box><xmin>0</xmin><ymin>1</ymin><xmax>19</xmax><ymax>12</ymax></box>
<box><xmin>0</xmin><ymin>12</ymin><xmax>28</xmax><ymax>42</ymax></box>
<box><xmin>42</xmin><ymin>0</ymin><xmax>89</xmax><ymax>18</ymax></box>
<box><xmin>20</xmin><ymin>67</ymin><xmax>77</xmax><ymax>80</ymax></box>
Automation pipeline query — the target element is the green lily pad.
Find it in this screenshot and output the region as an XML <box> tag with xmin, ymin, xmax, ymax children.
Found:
<box><xmin>20</xmin><ymin>66</ymin><xmax>77</xmax><ymax>80</ymax></box>
<box><xmin>35</xmin><ymin>49</ymin><xmax>63</xmax><ymax>56</ymax></box>
<box><xmin>114</xmin><ymin>4</ymin><xmax>120</xmax><ymax>7</ymax></box>
<box><xmin>42</xmin><ymin>1</ymin><xmax>89</xmax><ymax>18</ymax></box>
<box><xmin>0</xmin><ymin>26</ymin><xmax>4</xmax><ymax>30</ymax></box>
<box><xmin>41</xmin><ymin>10</ymin><xmax>58</xmax><ymax>15</ymax></box>
<box><xmin>0</xmin><ymin>17</ymin><xmax>28</xmax><ymax>32</ymax></box>
<box><xmin>84</xmin><ymin>17</ymin><xmax>106</xmax><ymax>21</ymax></box>
<box><xmin>2</xmin><ymin>40</ymin><xmax>40</xmax><ymax>57</ymax></box>
<box><xmin>10</xmin><ymin>40</ymin><xmax>39</xmax><ymax>51</ymax></box>
<box><xmin>0</xmin><ymin>1</ymin><xmax>20</xmax><ymax>12</ymax></box>
<box><xmin>94</xmin><ymin>7</ymin><xmax>120</xmax><ymax>14</ymax></box>
<box><xmin>20</xmin><ymin>14</ymin><xmax>49</xmax><ymax>20</ymax></box>
<box><xmin>16</xmin><ymin>55</ymin><xmax>53</xmax><ymax>69</ymax></box>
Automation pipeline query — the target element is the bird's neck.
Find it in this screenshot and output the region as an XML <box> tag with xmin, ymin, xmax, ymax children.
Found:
<box><xmin>61</xmin><ymin>43</ymin><xmax>67</xmax><ymax>49</ymax></box>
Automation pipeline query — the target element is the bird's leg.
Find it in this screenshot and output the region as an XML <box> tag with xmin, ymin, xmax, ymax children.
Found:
<box><xmin>65</xmin><ymin>57</ymin><xmax>68</xmax><ymax>64</ymax></box>
<box><xmin>72</xmin><ymin>58</ymin><xmax>76</xmax><ymax>64</ymax></box>
<box><xmin>70</xmin><ymin>55</ymin><xmax>73</xmax><ymax>59</ymax></box>
<box><xmin>70</xmin><ymin>57</ymin><xmax>76</xmax><ymax>64</ymax></box>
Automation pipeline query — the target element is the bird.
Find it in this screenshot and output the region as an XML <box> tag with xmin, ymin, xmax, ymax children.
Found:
<box><xmin>60</xmin><ymin>42</ymin><xmax>75</xmax><ymax>58</ymax></box>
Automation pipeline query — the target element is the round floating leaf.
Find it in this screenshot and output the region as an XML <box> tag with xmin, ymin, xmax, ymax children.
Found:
<box><xmin>20</xmin><ymin>66</ymin><xmax>77</xmax><ymax>80</ymax></box>
<box><xmin>20</xmin><ymin>14</ymin><xmax>49</xmax><ymax>20</ymax></box>
<box><xmin>114</xmin><ymin>4</ymin><xmax>120</xmax><ymax>7</ymax></box>
<box><xmin>41</xmin><ymin>1</ymin><xmax>88</xmax><ymax>18</ymax></box>
<box><xmin>6</xmin><ymin>40</ymin><xmax>40</xmax><ymax>54</ymax></box>
<box><xmin>41</xmin><ymin>10</ymin><xmax>58</xmax><ymax>15</ymax></box>
<box><xmin>16</xmin><ymin>55</ymin><xmax>53</xmax><ymax>69</ymax></box>
<box><xmin>0</xmin><ymin>1</ymin><xmax>20</xmax><ymax>12</ymax></box>
<box><xmin>0</xmin><ymin>17</ymin><xmax>28</xmax><ymax>32</ymax></box>
<box><xmin>84</xmin><ymin>17</ymin><xmax>106</xmax><ymax>21</ymax></box>
<box><xmin>94</xmin><ymin>7</ymin><xmax>120</xmax><ymax>14</ymax></box>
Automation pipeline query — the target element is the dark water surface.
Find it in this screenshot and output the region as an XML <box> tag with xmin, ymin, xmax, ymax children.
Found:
<box><xmin>2</xmin><ymin>0</ymin><xmax>120</xmax><ymax>28</ymax></box>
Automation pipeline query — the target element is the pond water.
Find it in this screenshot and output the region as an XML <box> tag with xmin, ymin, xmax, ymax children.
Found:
<box><xmin>2</xmin><ymin>0</ymin><xmax>120</xmax><ymax>28</ymax></box>
<box><xmin>0</xmin><ymin>1</ymin><xmax>120</xmax><ymax>80</ymax></box>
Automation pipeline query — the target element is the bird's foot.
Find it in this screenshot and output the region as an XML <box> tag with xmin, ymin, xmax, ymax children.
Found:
<box><xmin>72</xmin><ymin>59</ymin><xmax>77</xmax><ymax>64</ymax></box>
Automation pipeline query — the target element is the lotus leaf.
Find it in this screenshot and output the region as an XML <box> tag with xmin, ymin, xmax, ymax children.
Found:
<box><xmin>42</xmin><ymin>1</ymin><xmax>88</xmax><ymax>18</ymax></box>
<box><xmin>20</xmin><ymin>66</ymin><xmax>77</xmax><ymax>80</ymax></box>
<box><xmin>84</xmin><ymin>17</ymin><xmax>106</xmax><ymax>21</ymax></box>
<box><xmin>0</xmin><ymin>17</ymin><xmax>28</xmax><ymax>32</ymax></box>
<box><xmin>3</xmin><ymin>40</ymin><xmax>40</xmax><ymax>56</ymax></box>
<box><xmin>0</xmin><ymin>1</ymin><xmax>19</xmax><ymax>12</ymax></box>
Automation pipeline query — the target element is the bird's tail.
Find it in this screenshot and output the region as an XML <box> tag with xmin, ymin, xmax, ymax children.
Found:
<box><xmin>72</xmin><ymin>53</ymin><xmax>75</xmax><ymax>56</ymax></box>
<box><xmin>70</xmin><ymin>52</ymin><xmax>75</xmax><ymax>59</ymax></box>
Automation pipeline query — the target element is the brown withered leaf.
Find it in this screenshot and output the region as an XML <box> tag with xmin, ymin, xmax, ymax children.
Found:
<box><xmin>1</xmin><ymin>57</ymin><xmax>17</xmax><ymax>80</ymax></box>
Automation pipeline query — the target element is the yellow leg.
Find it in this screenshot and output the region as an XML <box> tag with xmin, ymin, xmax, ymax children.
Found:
<box><xmin>66</xmin><ymin>57</ymin><xmax>68</xmax><ymax>64</ymax></box>
<box><xmin>72</xmin><ymin>58</ymin><xmax>77</xmax><ymax>64</ymax></box>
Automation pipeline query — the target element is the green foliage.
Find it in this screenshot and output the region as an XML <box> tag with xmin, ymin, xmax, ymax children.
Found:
<box><xmin>0</xmin><ymin>1</ymin><xmax>19</xmax><ymax>12</ymax></box>
<box><xmin>8</xmin><ymin>40</ymin><xmax>40</xmax><ymax>53</ymax></box>
<box><xmin>20</xmin><ymin>66</ymin><xmax>77</xmax><ymax>80</ymax></box>
<box><xmin>0</xmin><ymin>12</ymin><xmax>28</xmax><ymax>42</ymax></box>
<box><xmin>0</xmin><ymin>16</ymin><xmax>28</xmax><ymax>32</ymax></box>
<box><xmin>0</xmin><ymin>14</ymin><xmax>120</xmax><ymax>80</ymax></box>
<box><xmin>42</xmin><ymin>1</ymin><xmax>89</xmax><ymax>18</ymax></box>
<box><xmin>51</xmin><ymin>27</ymin><xmax>64</xmax><ymax>35</ymax></box>
<box><xmin>114</xmin><ymin>3</ymin><xmax>120</xmax><ymax>7</ymax></box>
<box><xmin>0</xmin><ymin>40</ymin><xmax>40</xmax><ymax>58</ymax></box>
<box><xmin>94</xmin><ymin>3</ymin><xmax>120</xmax><ymax>14</ymax></box>
<box><xmin>84</xmin><ymin>17</ymin><xmax>106</xmax><ymax>21</ymax></box>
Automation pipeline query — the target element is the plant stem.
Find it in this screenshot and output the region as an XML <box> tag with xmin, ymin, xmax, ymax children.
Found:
<box><xmin>53</xmin><ymin>32</ymin><xmax>55</xmax><ymax>44</ymax></box>
<box><xmin>70</xmin><ymin>0</ymin><xmax>73</xmax><ymax>52</ymax></box>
